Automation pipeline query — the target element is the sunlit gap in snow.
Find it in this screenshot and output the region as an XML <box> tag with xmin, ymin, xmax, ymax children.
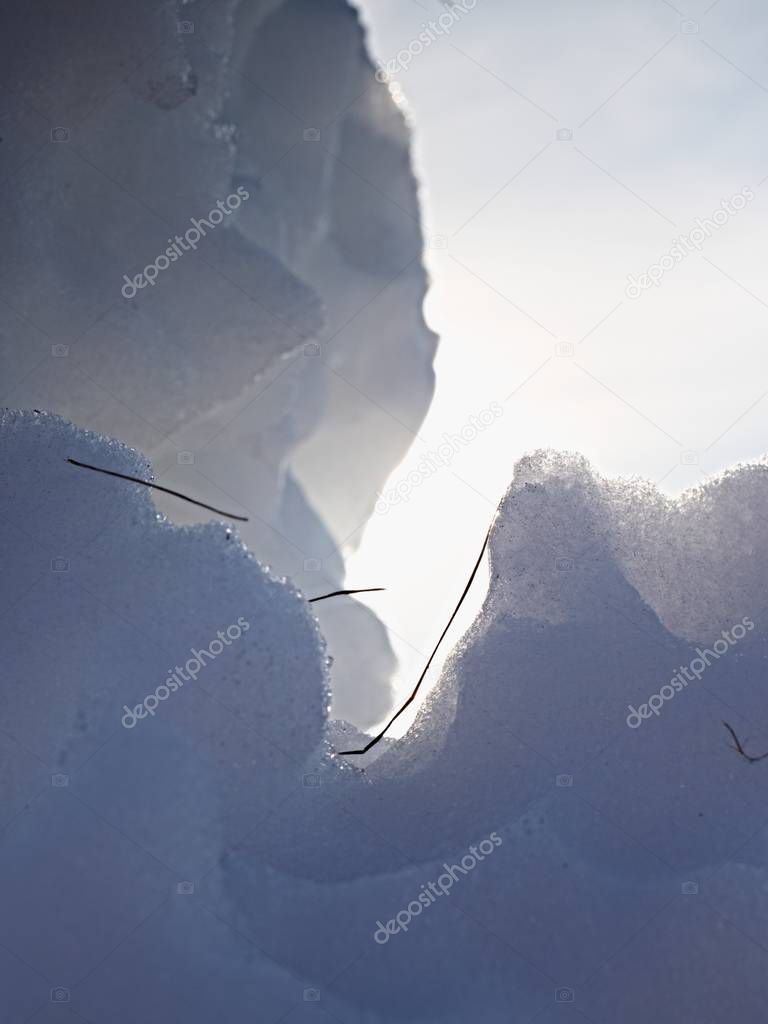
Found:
<box><xmin>345</xmin><ymin>332</ymin><xmax>503</xmax><ymax>738</ymax></box>
<box><xmin>343</xmin><ymin>223</ymin><xmax>521</xmax><ymax>739</ymax></box>
<box><xmin>345</xmin><ymin>1</ymin><xmax>523</xmax><ymax>739</ymax></box>
<box><xmin>350</xmin><ymin>0</ymin><xmax>768</xmax><ymax>738</ymax></box>
<box><xmin>347</xmin><ymin>4</ymin><xmax>521</xmax><ymax>738</ymax></box>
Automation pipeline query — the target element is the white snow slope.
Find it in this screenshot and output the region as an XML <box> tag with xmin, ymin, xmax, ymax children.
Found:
<box><xmin>0</xmin><ymin>0</ymin><xmax>438</xmax><ymax>731</ymax></box>
<box><xmin>2</xmin><ymin>412</ymin><xmax>768</xmax><ymax>1023</ymax></box>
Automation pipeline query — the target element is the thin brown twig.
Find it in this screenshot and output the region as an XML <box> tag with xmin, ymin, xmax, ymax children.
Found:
<box><xmin>336</xmin><ymin>502</ymin><xmax>501</xmax><ymax>756</ymax></box>
<box><xmin>67</xmin><ymin>457</ymin><xmax>249</xmax><ymax>522</ymax></box>
<box><xmin>722</xmin><ymin>721</ymin><xmax>768</xmax><ymax>764</ymax></box>
<box><xmin>309</xmin><ymin>588</ymin><xmax>385</xmax><ymax>603</ymax></box>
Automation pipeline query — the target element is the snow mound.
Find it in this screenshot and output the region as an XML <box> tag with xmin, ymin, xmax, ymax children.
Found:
<box><xmin>242</xmin><ymin>451</ymin><xmax>768</xmax><ymax>1021</ymax></box>
<box><xmin>0</xmin><ymin>411</ymin><xmax>333</xmax><ymax>1017</ymax></box>
<box><xmin>0</xmin><ymin>0</ymin><xmax>438</xmax><ymax>732</ymax></box>
<box><xmin>4</xmin><ymin>422</ymin><xmax>768</xmax><ymax>1023</ymax></box>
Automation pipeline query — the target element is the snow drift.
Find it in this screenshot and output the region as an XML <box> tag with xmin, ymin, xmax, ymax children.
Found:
<box><xmin>0</xmin><ymin>0</ymin><xmax>438</xmax><ymax>729</ymax></box>
<box><xmin>2</xmin><ymin>413</ymin><xmax>768</xmax><ymax>1022</ymax></box>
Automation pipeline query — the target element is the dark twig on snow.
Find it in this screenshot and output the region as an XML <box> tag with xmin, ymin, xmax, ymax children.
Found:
<box><xmin>309</xmin><ymin>588</ymin><xmax>385</xmax><ymax>603</ymax></box>
<box><xmin>337</xmin><ymin>503</ymin><xmax>501</xmax><ymax>756</ymax></box>
<box><xmin>723</xmin><ymin>721</ymin><xmax>768</xmax><ymax>764</ymax></box>
<box><xmin>67</xmin><ymin>457</ymin><xmax>249</xmax><ymax>522</ymax></box>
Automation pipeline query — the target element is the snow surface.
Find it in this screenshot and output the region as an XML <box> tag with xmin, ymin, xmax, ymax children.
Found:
<box><xmin>3</xmin><ymin>0</ymin><xmax>768</xmax><ymax>1018</ymax></box>
<box><xmin>0</xmin><ymin>0</ymin><xmax>437</xmax><ymax>730</ymax></box>
<box><xmin>3</xmin><ymin>414</ymin><xmax>768</xmax><ymax>1022</ymax></box>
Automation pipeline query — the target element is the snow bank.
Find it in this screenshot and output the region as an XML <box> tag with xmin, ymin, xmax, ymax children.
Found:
<box><xmin>0</xmin><ymin>411</ymin><xmax>334</xmax><ymax>1019</ymax></box>
<box><xmin>3</xmin><ymin>417</ymin><xmax>768</xmax><ymax>1021</ymax></box>
<box><xmin>0</xmin><ymin>0</ymin><xmax>437</xmax><ymax>730</ymax></box>
<box><xmin>235</xmin><ymin>450</ymin><xmax>768</xmax><ymax>1021</ymax></box>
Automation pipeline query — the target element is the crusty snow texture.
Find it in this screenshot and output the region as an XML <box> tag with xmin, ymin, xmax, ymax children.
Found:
<box><xmin>3</xmin><ymin>417</ymin><xmax>768</xmax><ymax>1023</ymax></box>
<box><xmin>0</xmin><ymin>0</ymin><xmax>438</xmax><ymax>732</ymax></box>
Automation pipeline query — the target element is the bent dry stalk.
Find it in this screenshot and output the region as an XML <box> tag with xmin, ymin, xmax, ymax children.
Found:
<box><xmin>309</xmin><ymin>588</ymin><xmax>385</xmax><ymax>603</ymax></box>
<box><xmin>723</xmin><ymin>721</ymin><xmax>768</xmax><ymax>764</ymax></box>
<box><xmin>67</xmin><ymin>458</ymin><xmax>249</xmax><ymax>521</ymax></box>
<box><xmin>337</xmin><ymin>500</ymin><xmax>502</xmax><ymax>756</ymax></box>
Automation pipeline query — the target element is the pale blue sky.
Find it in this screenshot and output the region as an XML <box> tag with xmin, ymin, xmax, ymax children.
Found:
<box><xmin>350</xmin><ymin>0</ymin><xmax>768</xmax><ymax>728</ymax></box>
